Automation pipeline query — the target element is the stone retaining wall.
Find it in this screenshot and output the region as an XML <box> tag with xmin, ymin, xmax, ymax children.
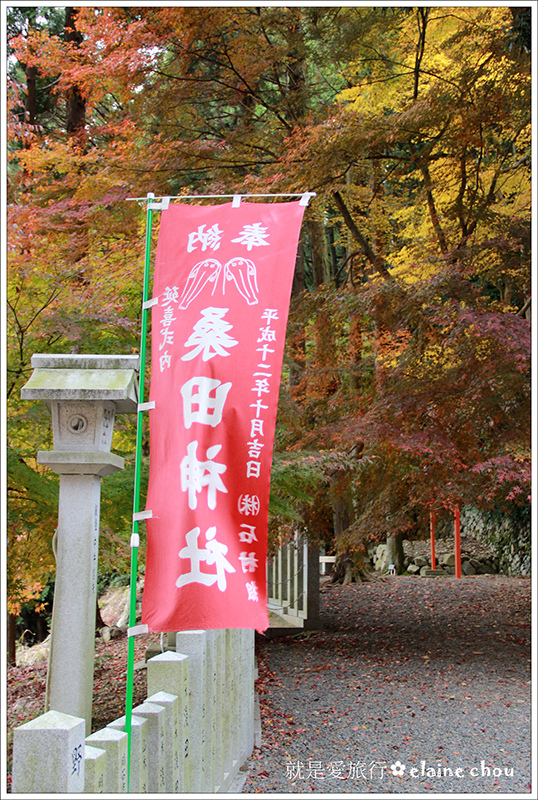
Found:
<box><xmin>368</xmin><ymin>505</ymin><xmax>531</xmax><ymax>578</ymax></box>
<box><xmin>11</xmin><ymin>628</ymin><xmax>256</xmax><ymax>794</ymax></box>
<box><xmin>460</xmin><ymin>507</ymin><xmax>531</xmax><ymax>576</ymax></box>
<box><xmin>369</xmin><ymin>537</ymin><xmax>499</xmax><ymax>577</ymax></box>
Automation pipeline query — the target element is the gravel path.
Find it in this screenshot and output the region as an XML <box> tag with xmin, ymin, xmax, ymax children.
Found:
<box><xmin>243</xmin><ymin>575</ymin><xmax>531</xmax><ymax>794</ymax></box>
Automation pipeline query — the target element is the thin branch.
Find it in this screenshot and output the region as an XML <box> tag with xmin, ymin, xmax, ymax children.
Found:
<box><xmin>417</xmin><ymin>159</ymin><xmax>449</xmax><ymax>254</ymax></box>
<box><xmin>334</xmin><ymin>249</ymin><xmax>362</xmax><ymax>285</ymax></box>
<box><xmin>413</xmin><ymin>8</ymin><xmax>429</xmax><ymax>101</ymax></box>
<box><xmin>332</xmin><ymin>191</ymin><xmax>394</xmax><ymax>282</ymax></box>
<box><xmin>517</xmin><ymin>297</ymin><xmax>531</xmax><ymax>318</ymax></box>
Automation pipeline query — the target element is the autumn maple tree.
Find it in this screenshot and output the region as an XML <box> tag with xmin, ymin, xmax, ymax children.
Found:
<box><xmin>275</xmin><ymin>5</ymin><xmax>531</xmax><ymax>573</ymax></box>
<box><xmin>7</xmin><ymin>2</ymin><xmax>531</xmax><ymax>641</ymax></box>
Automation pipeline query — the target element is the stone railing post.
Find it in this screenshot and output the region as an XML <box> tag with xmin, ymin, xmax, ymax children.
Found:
<box><xmin>147</xmin><ymin>651</ymin><xmax>191</xmax><ymax>791</ymax></box>
<box><xmin>11</xmin><ymin>710</ymin><xmax>86</xmax><ymax>794</ymax></box>
<box><xmin>204</xmin><ymin>630</ymin><xmax>217</xmax><ymax>791</ymax></box>
<box><xmin>174</xmin><ymin>630</ymin><xmax>207</xmax><ymax>791</ymax></box>
<box><xmin>21</xmin><ymin>354</ymin><xmax>139</xmax><ymax>734</ymax></box>
<box><xmin>214</xmin><ymin>630</ymin><xmax>226</xmax><ymax>789</ymax></box>
<box><xmin>305</xmin><ymin>540</ymin><xmax>322</xmax><ymax>629</ymax></box>
<box><xmin>85</xmin><ymin>727</ymin><xmax>128</xmax><ymax>792</ymax></box>
<box><xmin>107</xmin><ymin>714</ymin><xmax>149</xmax><ymax>792</ymax></box>
<box><xmin>240</xmin><ymin>628</ymin><xmax>255</xmax><ymax>764</ymax></box>
<box><xmin>56</xmin><ymin>627</ymin><xmax>258</xmax><ymax>795</ymax></box>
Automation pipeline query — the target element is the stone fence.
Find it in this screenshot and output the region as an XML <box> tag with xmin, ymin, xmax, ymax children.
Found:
<box><xmin>267</xmin><ymin>532</ymin><xmax>321</xmax><ymax>630</ymax></box>
<box><xmin>12</xmin><ymin>628</ymin><xmax>256</xmax><ymax>794</ymax></box>
<box><xmin>267</xmin><ymin>531</ymin><xmax>308</xmax><ymax>621</ymax></box>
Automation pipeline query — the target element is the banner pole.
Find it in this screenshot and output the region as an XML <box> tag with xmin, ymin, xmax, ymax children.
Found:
<box><xmin>125</xmin><ymin>192</ymin><xmax>155</xmax><ymax>790</ymax></box>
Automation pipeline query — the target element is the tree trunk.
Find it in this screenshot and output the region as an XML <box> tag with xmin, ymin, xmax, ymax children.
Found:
<box><xmin>331</xmin><ymin>494</ymin><xmax>353</xmax><ymax>584</ymax></box>
<box><xmin>333</xmin><ymin>493</ymin><xmax>350</xmax><ymax>541</ymax></box>
<box><xmin>7</xmin><ymin>612</ymin><xmax>17</xmax><ymax>666</ymax></box>
<box><xmin>385</xmin><ymin>532</ymin><xmax>405</xmax><ymax>574</ymax></box>
<box><xmin>25</xmin><ymin>64</ymin><xmax>37</xmax><ymax>125</ymax></box>
<box><xmin>308</xmin><ymin>219</ymin><xmax>331</xmax><ymax>286</ymax></box>
<box><xmin>64</xmin><ymin>8</ymin><xmax>86</xmax><ymax>135</ymax></box>
<box><xmin>292</xmin><ymin>238</ymin><xmax>305</xmax><ymax>297</ymax></box>
<box><xmin>331</xmin><ymin>548</ymin><xmax>372</xmax><ymax>585</ymax></box>
<box><xmin>330</xmin><ymin>494</ymin><xmax>371</xmax><ymax>584</ymax></box>
<box><xmin>327</xmin><ymin>225</ymin><xmax>339</xmax><ymax>283</ymax></box>
<box><xmin>331</xmin><ymin>549</ymin><xmax>353</xmax><ymax>584</ymax></box>
<box><xmin>36</xmin><ymin>615</ymin><xmax>45</xmax><ymax>643</ymax></box>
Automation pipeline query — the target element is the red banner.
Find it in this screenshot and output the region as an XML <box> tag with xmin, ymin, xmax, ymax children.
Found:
<box><xmin>142</xmin><ymin>200</ymin><xmax>307</xmax><ymax>632</ymax></box>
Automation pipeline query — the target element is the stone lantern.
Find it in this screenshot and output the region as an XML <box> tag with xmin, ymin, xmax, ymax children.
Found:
<box><xmin>21</xmin><ymin>354</ymin><xmax>139</xmax><ymax>734</ymax></box>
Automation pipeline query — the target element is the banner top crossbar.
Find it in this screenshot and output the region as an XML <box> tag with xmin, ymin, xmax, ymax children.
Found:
<box><xmin>126</xmin><ymin>191</ymin><xmax>316</xmax><ymax>205</ymax></box>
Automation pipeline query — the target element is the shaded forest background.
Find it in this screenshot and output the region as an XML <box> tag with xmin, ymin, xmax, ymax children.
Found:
<box><xmin>6</xmin><ymin>6</ymin><xmax>531</xmax><ymax>655</ymax></box>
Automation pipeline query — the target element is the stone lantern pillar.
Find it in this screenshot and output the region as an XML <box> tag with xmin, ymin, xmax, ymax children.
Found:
<box><xmin>21</xmin><ymin>354</ymin><xmax>139</xmax><ymax>734</ymax></box>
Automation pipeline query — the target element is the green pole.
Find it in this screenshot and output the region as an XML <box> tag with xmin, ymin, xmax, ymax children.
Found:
<box><xmin>125</xmin><ymin>193</ymin><xmax>155</xmax><ymax>791</ymax></box>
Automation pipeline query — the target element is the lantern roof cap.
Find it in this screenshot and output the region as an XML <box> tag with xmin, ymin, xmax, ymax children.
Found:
<box><xmin>21</xmin><ymin>354</ymin><xmax>139</xmax><ymax>413</ymax></box>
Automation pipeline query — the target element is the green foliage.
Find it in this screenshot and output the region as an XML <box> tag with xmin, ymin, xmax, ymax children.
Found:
<box><xmin>97</xmin><ymin>569</ymin><xmax>131</xmax><ymax>598</ymax></box>
<box><xmin>6</xmin><ymin>440</ymin><xmax>58</xmax><ymax>613</ymax></box>
<box><xmin>268</xmin><ymin>451</ymin><xmax>331</xmax><ymax>552</ymax></box>
<box><xmin>98</xmin><ymin>451</ymin><xmax>148</xmax><ymax>574</ymax></box>
<box><xmin>16</xmin><ymin>577</ymin><xmax>54</xmax><ymax>643</ymax></box>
